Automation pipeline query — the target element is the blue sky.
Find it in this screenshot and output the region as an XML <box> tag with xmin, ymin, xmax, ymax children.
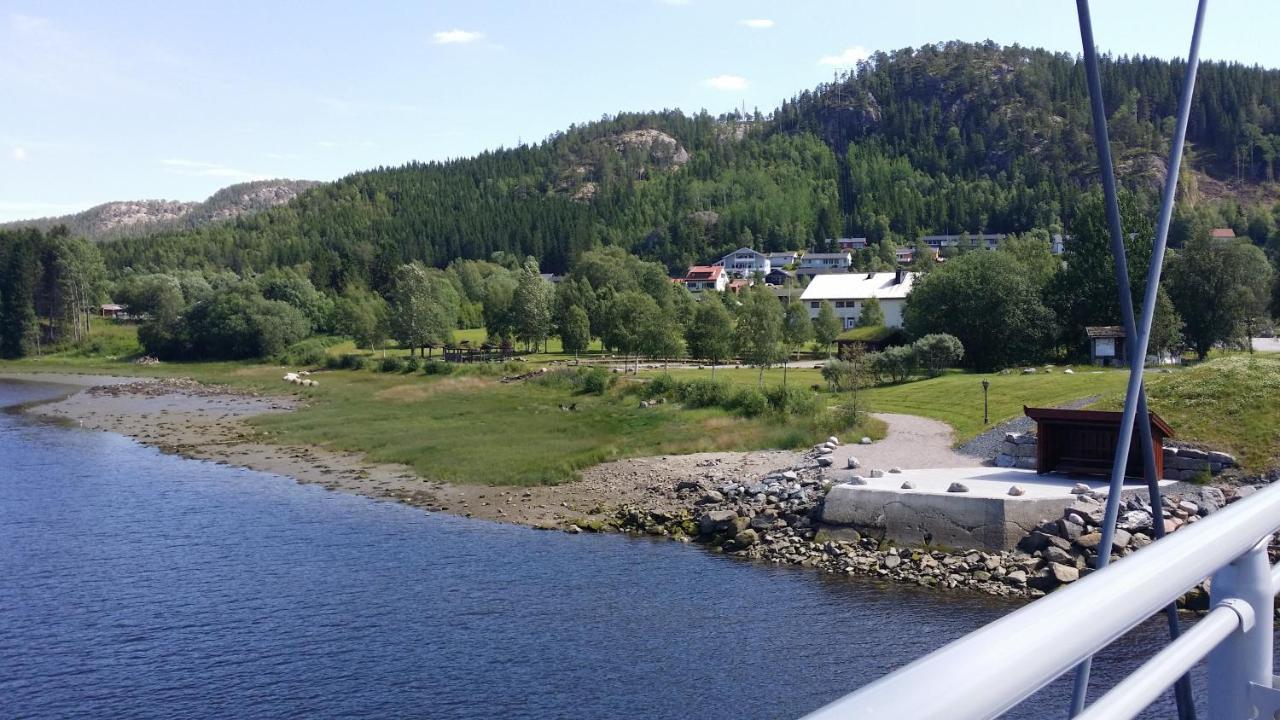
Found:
<box><xmin>2</xmin><ymin>0</ymin><xmax>1275</xmax><ymax>222</ymax></box>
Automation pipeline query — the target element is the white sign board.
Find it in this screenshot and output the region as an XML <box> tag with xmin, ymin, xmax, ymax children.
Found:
<box><xmin>1095</xmin><ymin>338</ymin><xmax>1116</xmax><ymax>357</ymax></box>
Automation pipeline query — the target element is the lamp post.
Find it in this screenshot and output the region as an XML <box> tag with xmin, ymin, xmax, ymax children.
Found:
<box><xmin>981</xmin><ymin>380</ymin><xmax>990</xmax><ymax>425</ymax></box>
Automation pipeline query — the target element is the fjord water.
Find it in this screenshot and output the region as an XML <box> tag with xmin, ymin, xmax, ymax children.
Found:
<box><xmin>0</xmin><ymin>380</ymin><xmax>1209</xmax><ymax>719</ymax></box>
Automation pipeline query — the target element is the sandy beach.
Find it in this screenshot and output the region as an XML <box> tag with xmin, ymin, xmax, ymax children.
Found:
<box><xmin>2</xmin><ymin>372</ymin><xmax>808</xmax><ymax>529</ymax></box>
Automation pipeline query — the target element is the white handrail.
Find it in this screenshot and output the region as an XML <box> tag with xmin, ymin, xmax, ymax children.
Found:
<box><xmin>801</xmin><ymin>481</ymin><xmax>1280</xmax><ymax>720</ymax></box>
<box><xmin>1075</xmin><ymin>603</ymin><xmax>1240</xmax><ymax>720</ymax></box>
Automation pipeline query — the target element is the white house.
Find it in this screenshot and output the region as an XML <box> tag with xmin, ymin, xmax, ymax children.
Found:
<box><xmin>765</xmin><ymin>251</ymin><xmax>799</xmax><ymax>267</ymax></box>
<box><xmin>800</xmin><ymin>270</ymin><xmax>917</xmax><ymax>329</ymax></box>
<box><xmin>680</xmin><ymin>265</ymin><xmax>728</xmax><ymax>292</ymax></box>
<box><xmin>719</xmin><ymin>247</ymin><xmax>771</xmax><ymax>278</ymax></box>
<box><xmin>796</xmin><ymin>251</ymin><xmax>853</xmax><ymax>279</ymax></box>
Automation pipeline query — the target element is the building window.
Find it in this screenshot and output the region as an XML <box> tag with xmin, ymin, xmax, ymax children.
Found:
<box><xmin>810</xmin><ymin>302</ymin><xmax>819</xmax><ymax>309</ymax></box>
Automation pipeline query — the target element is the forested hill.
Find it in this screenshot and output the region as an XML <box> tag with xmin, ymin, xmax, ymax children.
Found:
<box><xmin>2</xmin><ymin>179</ymin><xmax>320</xmax><ymax>242</ymax></box>
<box><xmin>100</xmin><ymin>41</ymin><xmax>1280</xmax><ymax>291</ymax></box>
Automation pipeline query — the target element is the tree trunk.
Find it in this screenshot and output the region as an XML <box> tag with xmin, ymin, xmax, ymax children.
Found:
<box><xmin>710</xmin><ymin>361</ymin><xmax>716</xmax><ymax>380</ymax></box>
<box><xmin>783</xmin><ymin>358</ymin><xmax>788</xmax><ymax>388</ymax></box>
<box><xmin>758</xmin><ymin>364</ymin><xmax>764</xmax><ymax>388</ymax></box>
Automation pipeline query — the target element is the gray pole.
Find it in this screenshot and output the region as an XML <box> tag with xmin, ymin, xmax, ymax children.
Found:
<box><xmin>1069</xmin><ymin>0</ymin><xmax>1208</xmax><ymax>717</ymax></box>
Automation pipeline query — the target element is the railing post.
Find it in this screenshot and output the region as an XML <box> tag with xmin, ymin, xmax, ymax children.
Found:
<box><xmin>1207</xmin><ymin>539</ymin><xmax>1274</xmax><ymax>719</ymax></box>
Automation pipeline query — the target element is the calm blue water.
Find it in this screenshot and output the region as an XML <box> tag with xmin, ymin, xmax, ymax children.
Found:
<box><xmin>0</xmin><ymin>380</ymin><xmax>1220</xmax><ymax>719</ymax></box>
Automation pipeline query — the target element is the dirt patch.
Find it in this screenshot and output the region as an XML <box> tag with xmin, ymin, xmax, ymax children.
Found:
<box><xmin>373</xmin><ymin>376</ymin><xmax>494</xmax><ymax>402</ymax></box>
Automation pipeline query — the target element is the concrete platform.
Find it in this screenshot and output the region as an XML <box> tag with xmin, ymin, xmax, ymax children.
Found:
<box><xmin>821</xmin><ymin>467</ymin><xmax>1177</xmax><ymax>552</ymax></box>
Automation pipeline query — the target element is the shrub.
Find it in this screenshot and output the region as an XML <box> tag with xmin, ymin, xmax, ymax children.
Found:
<box><xmin>730</xmin><ymin>387</ymin><xmax>769</xmax><ymax>417</ymax></box>
<box><xmin>678</xmin><ymin>379</ymin><xmax>729</xmax><ymax>408</ymax></box>
<box><xmin>423</xmin><ymin>360</ymin><xmax>453</xmax><ymax>375</ymax></box>
<box><xmin>324</xmin><ymin>354</ymin><xmax>343</xmax><ymax>370</ymax></box>
<box><xmin>402</xmin><ymin>357</ymin><xmax>421</xmax><ymax>373</ymax></box>
<box><xmin>647</xmin><ymin>373</ymin><xmax>681</xmax><ymax>398</ymax></box>
<box><xmin>875</xmin><ymin>345</ymin><xmax>917</xmax><ymax>383</ymax></box>
<box><xmin>821</xmin><ymin>359</ymin><xmax>859</xmax><ymax>392</ymax></box>
<box><xmin>340</xmin><ymin>353</ymin><xmax>368</xmax><ymax>370</ymax></box>
<box><xmin>765</xmin><ymin>385</ymin><xmax>821</xmax><ymax>416</ymax></box>
<box><xmin>580</xmin><ymin>367</ymin><xmax>612</xmax><ymax>395</ymax></box>
<box><xmin>912</xmin><ymin>333</ymin><xmax>965</xmax><ymax>376</ymax></box>
<box><xmin>280</xmin><ymin>339</ymin><xmax>330</xmax><ymax>367</ymax></box>
<box><xmin>378</xmin><ymin>357</ymin><xmax>404</xmax><ymax>373</ymax></box>
<box><xmin>831</xmin><ymin>397</ymin><xmax>862</xmax><ymax>429</ymax></box>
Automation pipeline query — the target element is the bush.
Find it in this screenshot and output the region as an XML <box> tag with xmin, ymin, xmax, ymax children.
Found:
<box><xmin>729</xmin><ymin>387</ymin><xmax>769</xmax><ymax>417</ymax></box>
<box><xmin>765</xmin><ymin>385</ymin><xmax>821</xmax><ymax>416</ymax></box>
<box><xmin>340</xmin><ymin>353</ymin><xmax>368</xmax><ymax>370</ymax></box>
<box><xmin>280</xmin><ymin>338</ymin><xmax>331</xmax><ymax>367</ymax></box>
<box><xmin>912</xmin><ymin>333</ymin><xmax>964</xmax><ymax>376</ymax></box>
<box><xmin>378</xmin><ymin>357</ymin><xmax>404</xmax><ymax>373</ymax></box>
<box><xmin>647</xmin><ymin>373</ymin><xmax>681</xmax><ymax>398</ymax></box>
<box><xmin>324</xmin><ymin>354</ymin><xmax>344</xmax><ymax>370</ymax></box>
<box><xmin>874</xmin><ymin>345</ymin><xmax>916</xmax><ymax>383</ymax></box>
<box><xmin>423</xmin><ymin>359</ymin><xmax>453</xmax><ymax>375</ymax></box>
<box><xmin>402</xmin><ymin>357</ymin><xmax>421</xmax><ymax>373</ymax></box>
<box><xmin>821</xmin><ymin>359</ymin><xmax>860</xmax><ymax>392</ymax></box>
<box><xmin>678</xmin><ymin>379</ymin><xmax>729</xmax><ymax>408</ymax></box>
<box><xmin>831</xmin><ymin>397</ymin><xmax>862</xmax><ymax>429</ymax></box>
<box><xmin>580</xmin><ymin>367</ymin><xmax>612</xmax><ymax>395</ymax></box>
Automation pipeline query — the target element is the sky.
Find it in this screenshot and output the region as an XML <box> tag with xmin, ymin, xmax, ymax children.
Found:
<box><xmin>2</xmin><ymin>0</ymin><xmax>1277</xmax><ymax>223</ymax></box>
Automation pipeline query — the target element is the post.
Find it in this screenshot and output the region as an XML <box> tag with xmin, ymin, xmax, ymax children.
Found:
<box><xmin>1206</xmin><ymin>539</ymin><xmax>1273</xmax><ymax>719</ymax></box>
<box><xmin>981</xmin><ymin>380</ymin><xmax>990</xmax><ymax>425</ymax></box>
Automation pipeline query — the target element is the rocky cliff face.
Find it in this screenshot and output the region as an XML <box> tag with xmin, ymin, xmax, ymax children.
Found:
<box><xmin>1</xmin><ymin>179</ymin><xmax>320</xmax><ymax>241</ymax></box>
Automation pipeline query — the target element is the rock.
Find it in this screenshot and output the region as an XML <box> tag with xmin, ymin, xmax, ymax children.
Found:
<box><xmin>1207</xmin><ymin>450</ymin><xmax>1236</xmax><ymax>466</ymax></box>
<box><xmin>1042</xmin><ymin>546</ymin><xmax>1073</xmax><ymax>565</ymax></box>
<box><xmin>1050</xmin><ymin>562</ymin><xmax>1080</xmax><ymax>584</ymax></box>
<box><xmin>1057</xmin><ymin>519</ymin><xmax>1085</xmax><ymax>541</ymax></box>
<box><xmin>846</xmin><ymin>457</ymin><xmax>861</xmax><ymax>469</ymax></box>
<box><xmin>1064</xmin><ymin>368</ymin><xmax>1075</xmax><ymax>374</ymax></box>
<box><xmin>1070</xmin><ymin>483</ymin><xmax>1092</xmax><ymax>495</ymax></box>
<box><xmin>698</xmin><ymin>509</ymin><xmax>738</xmax><ymax>535</ymax></box>
<box><xmin>1162</xmin><ymin>518</ymin><xmax>1183</xmax><ymax>533</ymax></box>
<box><xmin>1120</xmin><ymin>510</ymin><xmax>1152</xmax><ymax>531</ymax></box>
<box><xmin>1177</xmin><ymin>500</ymin><xmax>1199</xmax><ymax>515</ymax></box>
<box><xmin>1008</xmin><ymin>485</ymin><xmax>1025</xmax><ymax>496</ymax></box>
<box><xmin>947</xmin><ymin>482</ymin><xmax>969</xmax><ymax>493</ymax></box>
<box><xmin>781</xmin><ymin>471</ymin><xmax>799</xmax><ymax>482</ymax></box>
<box><xmin>698</xmin><ymin>490</ymin><xmax>724</xmax><ymax>504</ymax></box>
<box><xmin>827</xmin><ymin>436</ymin><xmax>840</xmax><ymax>446</ymax></box>
<box><xmin>846</xmin><ymin>475</ymin><xmax>868</xmax><ymax>485</ymax></box>
<box><xmin>882</xmin><ymin>554</ymin><xmax>901</xmax><ymax>569</ymax></box>
<box><xmin>900</xmin><ymin>481</ymin><xmax>915</xmax><ymax>490</ymax></box>
<box><xmin>734</xmin><ymin>529</ymin><xmax>759</xmax><ymax>546</ymax></box>
<box><xmin>869</xmin><ymin>469</ymin><xmax>885</xmax><ymax>478</ymax></box>
<box><xmin>817</xmin><ymin>447</ymin><xmax>834</xmax><ymax>456</ymax></box>
<box><xmin>675</xmin><ymin>480</ymin><xmax>704</xmax><ymax>492</ymax></box>
<box><xmin>1112</xmin><ymin>529</ymin><xmax>1132</xmax><ymax>549</ymax></box>
<box><xmin>1076</xmin><ymin>532</ymin><xmax>1103</xmax><ymax>549</ymax></box>
<box><xmin>888</xmin><ymin>467</ymin><xmax>902</xmax><ymax>474</ymax></box>
<box><xmin>1005</xmin><ymin>569</ymin><xmax>1028</xmax><ymax>586</ymax></box>
<box><xmin>995</xmin><ymin>453</ymin><xmax>1016</xmax><ymax>468</ymax></box>
<box><xmin>817</xmin><ymin>457</ymin><xmax>834</xmax><ymax>467</ymax></box>
<box><xmin>1022</xmin><ymin>367</ymin><xmax>1037</xmax><ymax>374</ymax></box>
<box><xmin>860</xmin><ymin>437</ymin><xmax>872</xmax><ymax>445</ymax></box>
<box><xmin>566</xmin><ymin>525</ymin><xmax>582</xmax><ymax>534</ymax></box>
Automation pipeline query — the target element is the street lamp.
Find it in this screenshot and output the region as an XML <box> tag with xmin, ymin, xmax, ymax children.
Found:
<box><xmin>981</xmin><ymin>380</ymin><xmax>990</xmax><ymax>425</ymax></box>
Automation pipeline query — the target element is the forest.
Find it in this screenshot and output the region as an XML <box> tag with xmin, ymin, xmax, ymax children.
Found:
<box><xmin>2</xmin><ymin>41</ymin><xmax>1280</xmax><ymax>366</ymax></box>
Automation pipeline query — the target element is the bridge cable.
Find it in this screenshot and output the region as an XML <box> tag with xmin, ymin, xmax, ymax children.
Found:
<box><xmin>1068</xmin><ymin>1</ymin><xmax>1209</xmax><ymax>717</ymax></box>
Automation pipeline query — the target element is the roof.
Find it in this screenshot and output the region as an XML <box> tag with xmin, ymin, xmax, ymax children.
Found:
<box><xmin>766</xmin><ymin>251</ymin><xmax>798</xmax><ymax>258</ymax></box>
<box><xmin>684</xmin><ymin>265</ymin><xmax>723</xmax><ymax>281</ymax></box>
<box><xmin>723</xmin><ymin>247</ymin><xmax>766</xmax><ymax>258</ymax></box>
<box><xmin>1210</xmin><ymin>228</ymin><xmax>1236</xmax><ymax>239</ymax></box>
<box><xmin>799</xmin><ymin>272</ymin><xmax>916</xmax><ymax>301</ymax></box>
<box><xmin>100</xmin><ymin>303</ymin><xmax>125</xmax><ymax>311</ymax></box>
<box><xmin>1023</xmin><ymin>406</ymin><xmax>1174</xmax><ymax>438</ymax></box>
<box><xmin>1085</xmin><ymin>326</ymin><xmax>1126</xmax><ymax>339</ymax></box>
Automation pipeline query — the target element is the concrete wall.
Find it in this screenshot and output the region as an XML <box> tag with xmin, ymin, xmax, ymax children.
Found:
<box><xmin>821</xmin><ymin>484</ymin><xmax>1075</xmax><ymax>551</ymax></box>
<box><xmin>995</xmin><ymin>432</ymin><xmax>1238</xmax><ymax>481</ymax></box>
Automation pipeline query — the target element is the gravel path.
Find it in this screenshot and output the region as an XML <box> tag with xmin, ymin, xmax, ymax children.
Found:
<box><xmin>956</xmin><ymin>395</ymin><xmax>1100</xmax><ymax>460</ymax></box>
<box><xmin>830</xmin><ymin>413</ymin><xmax>982</xmax><ymax>470</ymax></box>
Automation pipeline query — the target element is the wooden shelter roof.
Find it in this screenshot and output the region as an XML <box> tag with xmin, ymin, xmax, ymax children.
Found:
<box><xmin>1023</xmin><ymin>406</ymin><xmax>1174</xmax><ymax>438</ymax></box>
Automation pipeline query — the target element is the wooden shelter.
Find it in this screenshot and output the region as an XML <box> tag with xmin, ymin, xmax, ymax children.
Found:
<box><xmin>1023</xmin><ymin>406</ymin><xmax>1174</xmax><ymax>480</ymax></box>
<box><xmin>1085</xmin><ymin>326</ymin><xmax>1127</xmax><ymax>366</ymax></box>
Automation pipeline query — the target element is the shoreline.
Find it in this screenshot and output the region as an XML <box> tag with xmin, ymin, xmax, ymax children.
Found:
<box><xmin>1</xmin><ymin>372</ymin><xmax>806</xmax><ymax>531</ymax></box>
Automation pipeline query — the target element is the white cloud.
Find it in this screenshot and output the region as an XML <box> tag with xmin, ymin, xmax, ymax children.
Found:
<box><xmin>740</xmin><ymin>19</ymin><xmax>774</xmax><ymax>29</ymax></box>
<box><xmin>704</xmin><ymin>74</ymin><xmax>748</xmax><ymax>91</ymax></box>
<box><xmin>12</xmin><ymin>146</ymin><xmax>27</xmax><ymax>161</ymax></box>
<box><xmin>432</xmin><ymin>29</ymin><xmax>484</xmax><ymax>45</ymax></box>
<box><xmin>818</xmin><ymin>46</ymin><xmax>871</xmax><ymax>67</ymax></box>
<box><xmin>10</xmin><ymin>14</ymin><xmax>50</xmax><ymax>34</ymax></box>
<box><xmin>161</xmin><ymin>158</ymin><xmax>264</xmax><ymax>180</ymax></box>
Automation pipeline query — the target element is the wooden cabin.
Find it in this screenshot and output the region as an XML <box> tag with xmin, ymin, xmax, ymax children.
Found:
<box><xmin>1024</xmin><ymin>406</ymin><xmax>1174</xmax><ymax>480</ymax></box>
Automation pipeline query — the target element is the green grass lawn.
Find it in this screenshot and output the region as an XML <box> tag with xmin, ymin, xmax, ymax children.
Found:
<box><xmin>861</xmin><ymin>367</ymin><xmax>1132</xmax><ymax>442</ymax></box>
<box><xmin>1097</xmin><ymin>353</ymin><xmax>1280</xmax><ymax>472</ymax></box>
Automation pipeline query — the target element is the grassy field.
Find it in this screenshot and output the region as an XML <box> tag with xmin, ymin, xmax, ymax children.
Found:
<box><xmin>1098</xmin><ymin>353</ymin><xmax>1280</xmax><ymax>472</ymax></box>
<box><xmin>0</xmin><ymin>336</ymin><xmax>883</xmax><ymax>486</ymax></box>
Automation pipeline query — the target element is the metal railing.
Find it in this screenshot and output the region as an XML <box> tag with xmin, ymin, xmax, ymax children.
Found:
<box><xmin>801</xmin><ymin>481</ymin><xmax>1280</xmax><ymax>719</ymax></box>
